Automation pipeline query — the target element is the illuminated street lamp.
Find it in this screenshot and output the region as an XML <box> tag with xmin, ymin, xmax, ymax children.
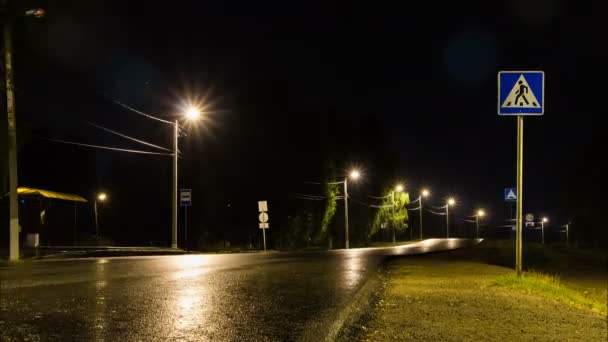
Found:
<box><xmin>171</xmin><ymin>105</ymin><xmax>203</xmax><ymax>249</ymax></box>
<box><xmin>94</xmin><ymin>192</ymin><xmax>108</xmax><ymax>237</ymax></box>
<box><xmin>446</xmin><ymin>197</ymin><xmax>456</xmax><ymax>238</ymax></box>
<box><xmin>475</xmin><ymin>209</ymin><xmax>486</xmax><ymax>239</ymax></box>
<box><xmin>541</xmin><ymin>217</ymin><xmax>549</xmax><ymax>244</ymax></box>
<box><xmin>343</xmin><ymin>169</ymin><xmax>361</xmax><ymax>249</ymax></box>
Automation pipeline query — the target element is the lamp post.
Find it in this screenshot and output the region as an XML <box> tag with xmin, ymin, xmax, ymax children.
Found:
<box><xmin>343</xmin><ymin>169</ymin><xmax>360</xmax><ymax>249</ymax></box>
<box><xmin>94</xmin><ymin>192</ymin><xmax>108</xmax><ymax>237</ymax></box>
<box><xmin>391</xmin><ymin>184</ymin><xmax>404</xmax><ymax>244</ymax></box>
<box><xmin>171</xmin><ymin>107</ymin><xmax>201</xmax><ymax>249</ymax></box>
<box><xmin>541</xmin><ymin>217</ymin><xmax>548</xmax><ymax>244</ymax></box>
<box><xmin>446</xmin><ymin>197</ymin><xmax>456</xmax><ymax>238</ymax></box>
<box><xmin>419</xmin><ymin>189</ymin><xmax>430</xmax><ymax>240</ymax></box>
<box><xmin>475</xmin><ymin>209</ymin><xmax>486</xmax><ymax>239</ymax></box>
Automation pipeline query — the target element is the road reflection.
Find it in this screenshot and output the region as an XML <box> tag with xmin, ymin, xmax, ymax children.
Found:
<box><xmin>94</xmin><ymin>259</ymin><xmax>107</xmax><ymax>341</ymax></box>
<box><xmin>340</xmin><ymin>249</ymin><xmax>368</xmax><ymax>290</ymax></box>
<box><xmin>169</xmin><ymin>255</ymin><xmax>212</xmax><ymax>339</ymax></box>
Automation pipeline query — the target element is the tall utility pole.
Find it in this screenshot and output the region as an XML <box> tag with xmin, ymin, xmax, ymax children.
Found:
<box><xmin>391</xmin><ymin>191</ymin><xmax>396</xmax><ymax>244</ymax></box>
<box><xmin>3</xmin><ymin>7</ymin><xmax>19</xmax><ymax>261</ymax></box>
<box><xmin>419</xmin><ymin>195</ymin><xmax>423</xmax><ymax>240</ymax></box>
<box><xmin>172</xmin><ymin>120</ymin><xmax>179</xmax><ymax>249</ymax></box>
<box><xmin>343</xmin><ymin>177</ymin><xmax>349</xmax><ymax>249</ymax></box>
<box><xmin>445</xmin><ymin>204</ymin><xmax>450</xmax><ymax>238</ymax></box>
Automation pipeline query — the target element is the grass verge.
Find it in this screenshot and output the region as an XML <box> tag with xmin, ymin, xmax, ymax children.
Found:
<box><xmin>344</xmin><ymin>241</ymin><xmax>607</xmax><ymax>341</ymax></box>
<box><xmin>495</xmin><ymin>270</ymin><xmax>607</xmax><ymax>316</ymax></box>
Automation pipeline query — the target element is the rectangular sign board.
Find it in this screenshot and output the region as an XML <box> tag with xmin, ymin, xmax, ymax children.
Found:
<box><xmin>258</xmin><ymin>200</ymin><xmax>268</xmax><ymax>212</ymax></box>
<box><xmin>180</xmin><ymin>189</ymin><xmax>192</xmax><ymax>207</ymax></box>
<box><xmin>504</xmin><ymin>188</ymin><xmax>517</xmax><ymax>202</ymax></box>
<box><xmin>498</xmin><ymin>71</ymin><xmax>544</xmax><ymax>116</ymax></box>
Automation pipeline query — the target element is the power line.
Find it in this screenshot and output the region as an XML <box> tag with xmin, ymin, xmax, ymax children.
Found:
<box><xmin>86</xmin><ymin>121</ymin><xmax>171</xmax><ymax>152</ymax></box>
<box><xmin>44</xmin><ymin>138</ymin><xmax>173</xmax><ymax>156</ymax></box>
<box><xmin>425</xmin><ymin>208</ymin><xmax>446</xmax><ymax>216</ymax></box>
<box><xmin>107</xmin><ymin>96</ymin><xmax>173</xmax><ymax>125</ymax></box>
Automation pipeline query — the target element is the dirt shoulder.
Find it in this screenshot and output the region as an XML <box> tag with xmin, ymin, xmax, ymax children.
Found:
<box><xmin>348</xmin><ymin>250</ymin><xmax>607</xmax><ymax>341</ymax></box>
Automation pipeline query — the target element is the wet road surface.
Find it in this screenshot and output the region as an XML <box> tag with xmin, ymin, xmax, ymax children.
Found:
<box><xmin>1</xmin><ymin>239</ymin><xmax>479</xmax><ymax>341</ymax></box>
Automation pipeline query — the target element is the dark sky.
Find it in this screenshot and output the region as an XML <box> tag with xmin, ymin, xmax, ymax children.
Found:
<box><xmin>5</xmin><ymin>0</ymin><xmax>604</xmax><ymax>245</ymax></box>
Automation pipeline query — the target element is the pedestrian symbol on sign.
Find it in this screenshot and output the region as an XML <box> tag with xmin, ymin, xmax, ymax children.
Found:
<box><xmin>504</xmin><ymin>188</ymin><xmax>517</xmax><ymax>202</ymax></box>
<box><xmin>502</xmin><ymin>75</ymin><xmax>541</xmax><ymax>108</ymax></box>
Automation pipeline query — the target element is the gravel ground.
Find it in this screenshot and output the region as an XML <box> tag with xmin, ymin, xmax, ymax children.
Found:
<box><xmin>355</xmin><ymin>256</ymin><xmax>607</xmax><ymax>341</ymax></box>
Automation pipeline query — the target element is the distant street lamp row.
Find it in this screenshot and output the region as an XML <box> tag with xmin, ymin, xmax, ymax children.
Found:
<box><xmin>338</xmin><ymin>170</ymin><xmax>487</xmax><ymax>249</ymax></box>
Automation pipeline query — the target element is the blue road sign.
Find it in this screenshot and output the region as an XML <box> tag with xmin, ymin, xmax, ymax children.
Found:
<box><xmin>504</xmin><ymin>188</ymin><xmax>517</xmax><ymax>202</ymax></box>
<box><xmin>498</xmin><ymin>71</ymin><xmax>544</xmax><ymax>115</ymax></box>
<box><xmin>180</xmin><ymin>189</ymin><xmax>192</xmax><ymax>207</ymax></box>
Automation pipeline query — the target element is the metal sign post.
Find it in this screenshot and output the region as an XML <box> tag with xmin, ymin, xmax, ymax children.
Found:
<box><xmin>258</xmin><ymin>201</ymin><xmax>269</xmax><ymax>252</ymax></box>
<box><xmin>180</xmin><ymin>189</ymin><xmax>192</xmax><ymax>251</ymax></box>
<box><xmin>516</xmin><ymin>116</ymin><xmax>524</xmax><ymax>275</ymax></box>
<box><xmin>498</xmin><ymin>71</ymin><xmax>545</xmax><ymax>276</ymax></box>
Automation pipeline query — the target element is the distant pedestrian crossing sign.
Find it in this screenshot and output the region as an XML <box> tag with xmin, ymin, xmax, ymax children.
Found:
<box><xmin>498</xmin><ymin>71</ymin><xmax>544</xmax><ymax>115</ymax></box>
<box><xmin>504</xmin><ymin>188</ymin><xmax>517</xmax><ymax>202</ymax></box>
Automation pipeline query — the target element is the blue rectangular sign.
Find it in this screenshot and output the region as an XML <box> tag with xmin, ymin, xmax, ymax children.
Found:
<box><xmin>504</xmin><ymin>188</ymin><xmax>517</xmax><ymax>202</ymax></box>
<box><xmin>180</xmin><ymin>189</ymin><xmax>192</xmax><ymax>207</ymax></box>
<box><xmin>498</xmin><ymin>71</ymin><xmax>544</xmax><ymax>115</ymax></box>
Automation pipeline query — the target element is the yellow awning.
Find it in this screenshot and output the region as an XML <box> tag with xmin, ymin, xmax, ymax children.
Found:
<box><xmin>18</xmin><ymin>187</ymin><xmax>88</xmax><ymax>203</ymax></box>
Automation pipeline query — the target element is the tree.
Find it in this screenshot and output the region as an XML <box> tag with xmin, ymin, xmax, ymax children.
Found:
<box><xmin>370</xmin><ymin>190</ymin><xmax>410</xmax><ymax>241</ymax></box>
<box><xmin>317</xmin><ymin>161</ymin><xmax>340</xmax><ymax>249</ymax></box>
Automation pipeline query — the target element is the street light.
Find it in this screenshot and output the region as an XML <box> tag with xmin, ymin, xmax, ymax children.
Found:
<box><xmin>446</xmin><ymin>197</ymin><xmax>456</xmax><ymax>238</ymax></box>
<box><xmin>184</xmin><ymin>106</ymin><xmax>201</xmax><ymax>121</ymax></box>
<box><xmin>541</xmin><ymin>217</ymin><xmax>548</xmax><ymax>244</ymax></box>
<box><xmin>390</xmin><ymin>184</ymin><xmax>405</xmax><ymax>244</ymax></box>
<box><xmin>475</xmin><ymin>209</ymin><xmax>486</xmax><ymax>239</ymax></box>
<box><xmin>94</xmin><ymin>192</ymin><xmax>108</xmax><ymax>237</ymax></box>
<box><xmin>418</xmin><ymin>189</ymin><xmax>430</xmax><ymax>240</ymax></box>
<box><xmin>343</xmin><ymin>169</ymin><xmax>361</xmax><ymax>249</ymax></box>
<box><xmin>171</xmin><ymin>105</ymin><xmax>203</xmax><ymax>249</ymax></box>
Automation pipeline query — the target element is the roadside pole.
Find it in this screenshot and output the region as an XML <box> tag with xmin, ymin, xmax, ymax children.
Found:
<box><xmin>184</xmin><ymin>206</ymin><xmax>188</xmax><ymax>252</ymax></box>
<box><xmin>498</xmin><ymin>70</ymin><xmax>544</xmax><ymax>277</ymax></box>
<box><xmin>3</xmin><ymin>13</ymin><xmax>19</xmax><ymax>261</ymax></box>
<box><xmin>258</xmin><ymin>201</ymin><xmax>269</xmax><ymax>252</ymax></box>
<box><xmin>516</xmin><ymin>115</ymin><xmax>524</xmax><ymax>276</ymax></box>
<box><xmin>391</xmin><ymin>191</ymin><xmax>396</xmax><ymax>244</ymax></box>
<box><xmin>262</xmin><ymin>227</ymin><xmax>266</xmax><ymax>252</ymax></box>
<box><xmin>344</xmin><ymin>178</ymin><xmax>349</xmax><ymax>249</ymax></box>
<box><xmin>172</xmin><ymin>121</ymin><xmax>179</xmax><ymax>249</ymax></box>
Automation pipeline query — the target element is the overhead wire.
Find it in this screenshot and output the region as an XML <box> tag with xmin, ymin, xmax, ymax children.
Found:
<box><xmin>86</xmin><ymin>121</ymin><xmax>171</xmax><ymax>152</ymax></box>
<box><xmin>425</xmin><ymin>208</ymin><xmax>447</xmax><ymax>216</ymax></box>
<box><xmin>107</xmin><ymin>96</ymin><xmax>173</xmax><ymax>125</ymax></box>
<box><xmin>43</xmin><ymin>138</ymin><xmax>173</xmax><ymax>156</ymax></box>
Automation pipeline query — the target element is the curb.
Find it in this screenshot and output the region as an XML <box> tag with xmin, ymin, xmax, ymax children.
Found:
<box><xmin>330</xmin><ymin>267</ymin><xmax>387</xmax><ymax>342</ymax></box>
<box><xmin>298</xmin><ymin>267</ymin><xmax>387</xmax><ymax>342</ymax></box>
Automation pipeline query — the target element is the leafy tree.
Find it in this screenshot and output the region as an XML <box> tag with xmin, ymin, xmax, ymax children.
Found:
<box><xmin>370</xmin><ymin>190</ymin><xmax>410</xmax><ymax>240</ymax></box>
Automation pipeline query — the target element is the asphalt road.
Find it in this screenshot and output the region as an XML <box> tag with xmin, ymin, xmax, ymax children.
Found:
<box><xmin>0</xmin><ymin>239</ymin><xmax>479</xmax><ymax>341</ymax></box>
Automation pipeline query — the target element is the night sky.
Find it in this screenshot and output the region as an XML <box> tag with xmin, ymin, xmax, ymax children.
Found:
<box><xmin>3</xmin><ymin>0</ymin><xmax>604</xmax><ymax>246</ymax></box>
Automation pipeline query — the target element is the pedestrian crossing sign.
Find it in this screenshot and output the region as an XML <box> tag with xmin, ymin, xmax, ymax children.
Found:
<box><xmin>504</xmin><ymin>188</ymin><xmax>517</xmax><ymax>202</ymax></box>
<box><xmin>498</xmin><ymin>71</ymin><xmax>544</xmax><ymax>115</ymax></box>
